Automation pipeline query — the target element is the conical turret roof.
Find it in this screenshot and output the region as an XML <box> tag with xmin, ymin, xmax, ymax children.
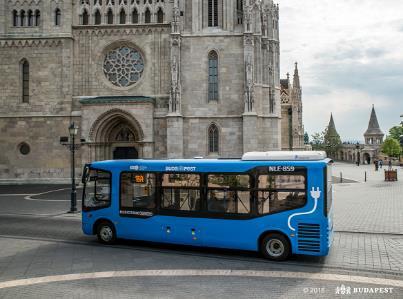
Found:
<box><xmin>364</xmin><ymin>106</ymin><xmax>384</xmax><ymax>136</ymax></box>
<box><xmin>327</xmin><ymin>113</ymin><xmax>339</xmax><ymax>137</ymax></box>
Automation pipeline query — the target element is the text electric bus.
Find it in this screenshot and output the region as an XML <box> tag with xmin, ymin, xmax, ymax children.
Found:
<box><xmin>81</xmin><ymin>151</ymin><xmax>334</xmax><ymax>261</ymax></box>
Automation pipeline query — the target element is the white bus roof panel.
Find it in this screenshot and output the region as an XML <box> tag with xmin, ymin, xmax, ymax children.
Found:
<box><xmin>241</xmin><ymin>151</ymin><xmax>327</xmax><ymax>161</ymax></box>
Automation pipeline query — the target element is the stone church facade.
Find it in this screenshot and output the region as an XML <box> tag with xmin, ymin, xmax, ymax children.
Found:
<box><xmin>280</xmin><ymin>63</ymin><xmax>304</xmax><ymax>151</ymax></box>
<box><xmin>0</xmin><ymin>0</ymin><xmax>282</xmax><ymax>182</ymax></box>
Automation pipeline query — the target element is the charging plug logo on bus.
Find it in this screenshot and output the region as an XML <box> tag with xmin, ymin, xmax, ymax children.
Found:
<box><xmin>287</xmin><ymin>187</ymin><xmax>321</xmax><ymax>232</ymax></box>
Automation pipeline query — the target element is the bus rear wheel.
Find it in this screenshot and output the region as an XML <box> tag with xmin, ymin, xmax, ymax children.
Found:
<box><xmin>260</xmin><ymin>233</ymin><xmax>290</xmax><ymax>261</ymax></box>
<box><xmin>96</xmin><ymin>221</ymin><xmax>116</xmax><ymax>245</ymax></box>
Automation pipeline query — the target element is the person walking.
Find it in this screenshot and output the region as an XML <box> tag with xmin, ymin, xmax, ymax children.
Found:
<box><xmin>379</xmin><ymin>160</ymin><xmax>383</xmax><ymax>169</ymax></box>
<box><xmin>388</xmin><ymin>159</ymin><xmax>392</xmax><ymax>170</ymax></box>
<box><xmin>374</xmin><ymin>159</ymin><xmax>379</xmax><ymax>171</ymax></box>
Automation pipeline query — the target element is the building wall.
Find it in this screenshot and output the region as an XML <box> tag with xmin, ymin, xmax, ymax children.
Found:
<box><xmin>0</xmin><ymin>0</ymin><xmax>284</xmax><ymax>181</ymax></box>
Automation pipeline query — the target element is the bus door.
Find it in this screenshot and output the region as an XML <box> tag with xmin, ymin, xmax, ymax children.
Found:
<box><xmin>159</xmin><ymin>173</ymin><xmax>203</xmax><ymax>246</ymax></box>
<box><xmin>118</xmin><ymin>172</ymin><xmax>162</xmax><ymax>242</ymax></box>
<box><xmin>201</xmin><ymin>173</ymin><xmax>254</xmax><ymax>249</ymax></box>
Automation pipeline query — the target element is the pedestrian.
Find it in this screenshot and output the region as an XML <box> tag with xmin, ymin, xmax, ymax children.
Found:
<box><xmin>374</xmin><ymin>159</ymin><xmax>378</xmax><ymax>171</ymax></box>
<box><xmin>388</xmin><ymin>159</ymin><xmax>392</xmax><ymax>170</ymax></box>
<box><xmin>379</xmin><ymin>160</ymin><xmax>383</xmax><ymax>169</ymax></box>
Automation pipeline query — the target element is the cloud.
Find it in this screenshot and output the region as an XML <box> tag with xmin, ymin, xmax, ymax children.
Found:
<box><xmin>278</xmin><ymin>0</ymin><xmax>403</xmax><ymax>140</ymax></box>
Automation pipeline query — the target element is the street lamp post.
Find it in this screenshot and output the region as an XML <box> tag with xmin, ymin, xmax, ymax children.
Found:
<box><xmin>356</xmin><ymin>142</ymin><xmax>361</xmax><ymax>166</ymax></box>
<box><xmin>68</xmin><ymin>123</ymin><xmax>79</xmax><ymax>213</ymax></box>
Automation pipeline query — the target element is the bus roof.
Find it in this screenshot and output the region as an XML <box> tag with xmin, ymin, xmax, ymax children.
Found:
<box><xmin>89</xmin><ymin>152</ymin><xmax>332</xmax><ymax>172</ymax></box>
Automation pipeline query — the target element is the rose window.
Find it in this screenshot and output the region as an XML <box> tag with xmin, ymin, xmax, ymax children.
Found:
<box><xmin>103</xmin><ymin>46</ymin><xmax>144</xmax><ymax>87</ymax></box>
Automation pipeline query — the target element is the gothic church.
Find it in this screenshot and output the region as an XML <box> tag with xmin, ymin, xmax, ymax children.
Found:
<box><xmin>0</xmin><ymin>0</ymin><xmax>295</xmax><ymax>181</ymax></box>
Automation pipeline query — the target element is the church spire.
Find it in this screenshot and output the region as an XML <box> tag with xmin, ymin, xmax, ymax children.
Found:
<box><xmin>327</xmin><ymin>113</ymin><xmax>339</xmax><ymax>137</ymax></box>
<box><xmin>293</xmin><ymin>62</ymin><xmax>300</xmax><ymax>89</ymax></box>
<box><xmin>364</xmin><ymin>105</ymin><xmax>384</xmax><ymax>136</ymax></box>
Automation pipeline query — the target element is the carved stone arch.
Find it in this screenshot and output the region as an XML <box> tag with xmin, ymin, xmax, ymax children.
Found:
<box><xmin>89</xmin><ymin>109</ymin><xmax>144</xmax><ymax>142</ymax></box>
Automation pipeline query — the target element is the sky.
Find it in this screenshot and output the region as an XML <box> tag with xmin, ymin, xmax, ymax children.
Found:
<box><xmin>278</xmin><ymin>0</ymin><xmax>403</xmax><ymax>142</ymax></box>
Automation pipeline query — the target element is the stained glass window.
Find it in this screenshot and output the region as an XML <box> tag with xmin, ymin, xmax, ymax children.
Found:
<box><xmin>103</xmin><ymin>46</ymin><xmax>145</xmax><ymax>87</ymax></box>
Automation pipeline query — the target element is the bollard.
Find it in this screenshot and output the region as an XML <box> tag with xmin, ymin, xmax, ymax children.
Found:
<box><xmin>340</xmin><ymin>172</ymin><xmax>343</xmax><ymax>183</ymax></box>
<box><xmin>365</xmin><ymin>171</ymin><xmax>367</xmax><ymax>182</ymax></box>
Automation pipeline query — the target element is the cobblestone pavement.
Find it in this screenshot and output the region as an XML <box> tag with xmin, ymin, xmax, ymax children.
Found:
<box><xmin>333</xmin><ymin>162</ymin><xmax>403</xmax><ymax>234</ymax></box>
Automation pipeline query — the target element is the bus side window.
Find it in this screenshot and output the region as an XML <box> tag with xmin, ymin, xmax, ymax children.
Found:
<box><xmin>120</xmin><ymin>172</ymin><xmax>156</xmax><ymax>212</ymax></box>
<box><xmin>257</xmin><ymin>173</ymin><xmax>306</xmax><ymax>215</ymax></box>
<box><xmin>160</xmin><ymin>173</ymin><xmax>201</xmax><ymax>212</ymax></box>
<box><xmin>207</xmin><ymin>174</ymin><xmax>251</xmax><ymax>214</ymax></box>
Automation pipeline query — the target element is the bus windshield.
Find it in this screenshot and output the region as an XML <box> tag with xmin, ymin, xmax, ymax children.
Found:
<box><xmin>82</xmin><ymin>168</ymin><xmax>111</xmax><ymax>211</ymax></box>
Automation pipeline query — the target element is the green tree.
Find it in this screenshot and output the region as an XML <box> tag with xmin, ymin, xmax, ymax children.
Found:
<box><xmin>304</xmin><ymin>132</ymin><xmax>309</xmax><ymax>144</ymax></box>
<box><xmin>310</xmin><ymin>131</ymin><xmax>325</xmax><ymax>150</ymax></box>
<box><xmin>323</xmin><ymin>127</ymin><xmax>342</xmax><ymax>158</ymax></box>
<box><xmin>388</xmin><ymin>126</ymin><xmax>403</xmax><ymax>144</ymax></box>
<box><xmin>381</xmin><ymin>137</ymin><xmax>401</xmax><ymax>158</ymax></box>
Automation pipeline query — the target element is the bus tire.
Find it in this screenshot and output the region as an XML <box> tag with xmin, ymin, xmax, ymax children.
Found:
<box><xmin>260</xmin><ymin>233</ymin><xmax>290</xmax><ymax>261</ymax></box>
<box><xmin>96</xmin><ymin>221</ymin><xmax>116</xmax><ymax>245</ymax></box>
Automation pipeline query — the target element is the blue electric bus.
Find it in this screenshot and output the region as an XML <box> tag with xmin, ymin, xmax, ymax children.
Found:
<box><xmin>81</xmin><ymin>151</ymin><xmax>334</xmax><ymax>261</ymax></box>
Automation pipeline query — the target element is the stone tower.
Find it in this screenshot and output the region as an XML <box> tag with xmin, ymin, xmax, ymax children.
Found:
<box><xmin>280</xmin><ymin>62</ymin><xmax>304</xmax><ymax>150</ymax></box>
<box><xmin>364</xmin><ymin>105</ymin><xmax>384</xmax><ymax>145</ymax></box>
<box><xmin>324</xmin><ymin>113</ymin><xmax>341</xmax><ymax>158</ymax></box>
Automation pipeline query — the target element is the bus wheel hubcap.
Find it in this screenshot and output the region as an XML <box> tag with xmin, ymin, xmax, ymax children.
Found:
<box><xmin>267</xmin><ymin>239</ymin><xmax>284</xmax><ymax>257</ymax></box>
<box><xmin>100</xmin><ymin>226</ymin><xmax>113</xmax><ymax>241</ymax></box>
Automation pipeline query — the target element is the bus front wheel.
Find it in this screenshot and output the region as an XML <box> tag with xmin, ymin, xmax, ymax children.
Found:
<box><xmin>96</xmin><ymin>221</ymin><xmax>116</xmax><ymax>245</ymax></box>
<box><xmin>260</xmin><ymin>233</ymin><xmax>290</xmax><ymax>261</ymax></box>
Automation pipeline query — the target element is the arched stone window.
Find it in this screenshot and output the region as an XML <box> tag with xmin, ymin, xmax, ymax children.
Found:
<box><xmin>27</xmin><ymin>10</ymin><xmax>33</xmax><ymax>26</ymax></box>
<box><xmin>208</xmin><ymin>0</ymin><xmax>218</xmax><ymax>27</ymax></box>
<box><xmin>82</xmin><ymin>10</ymin><xmax>89</xmax><ymax>25</ymax></box>
<box><xmin>20</xmin><ymin>10</ymin><xmax>26</xmax><ymax>27</ymax></box>
<box><xmin>119</xmin><ymin>9</ymin><xmax>126</xmax><ymax>24</ymax></box>
<box><xmin>236</xmin><ymin>0</ymin><xmax>243</xmax><ymax>25</ymax></box>
<box><xmin>208</xmin><ymin>124</ymin><xmax>219</xmax><ymax>154</ymax></box>
<box><xmin>132</xmin><ymin>9</ymin><xmax>139</xmax><ymax>23</ymax></box>
<box><xmin>208</xmin><ymin>51</ymin><xmax>219</xmax><ymax>102</ymax></box>
<box><xmin>107</xmin><ymin>9</ymin><xmax>114</xmax><ymax>24</ymax></box>
<box><xmin>94</xmin><ymin>10</ymin><xmax>102</xmax><ymax>24</ymax></box>
<box><xmin>55</xmin><ymin>8</ymin><xmax>61</xmax><ymax>26</ymax></box>
<box><xmin>21</xmin><ymin>59</ymin><xmax>29</xmax><ymax>103</ymax></box>
<box><xmin>144</xmin><ymin>8</ymin><xmax>151</xmax><ymax>23</ymax></box>
<box><xmin>12</xmin><ymin>10</ymin><xmax>18</xmax><ymax>27</ymax></box>
<box><xmin>34</xmin><ymin>10</ymin><xmax>40</xmax><ymax>26</ymax></box>
<box><xmin>157</xmin><ymin>8</ymin><xmax>163</xmax><ymax>23</ymax></box>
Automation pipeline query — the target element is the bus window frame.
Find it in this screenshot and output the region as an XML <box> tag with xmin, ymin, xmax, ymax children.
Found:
<box><xmin>205</xmin><ymin>172</ymin><xmax>254</xmax><ymax>216</ymax></box>
<box><xmin>159</xmin><ymin>172</ymin><xmax>204</xmax><ymax>214</ymax></box>
<box><xmin>254</xmin><ymin>167</ymin><xmax>308</xmax><ymax>216</ymax></box>
<box><xmin>82</xmin><ymin>167</ymin><xmax>112</xmax><ymax>212</ymax></box>
<box><xmin>119</xmin><ymin>171</ymin><xmax>158</xmax><ymax>217</ymax></box>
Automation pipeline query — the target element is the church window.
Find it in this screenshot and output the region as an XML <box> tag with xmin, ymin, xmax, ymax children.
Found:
<box><xmin>119</xmin><ymin>9</ymin><xmax>126</xmax><ymax>24</ymax></box>
<box><xmin>132</xmin><ymin>9</ymin><xmax>139</xmax><ymax>23</ymax></box>
<box><xmin>95</xmin><ymin>10</ymin><xmax>102</xmax><ymax>24</ymax></box>
<box><xmin>208</xmin><ymin>0</ymin><xmax>218</xmax><ymax>27</ymax></box>
<box><xmin>55</xmin><ymin>9</ymin><xmax>61</xmax><ymax>26</ymax></box>
<box><xmin>21</xmin><ymin>59</ymin><xmax>29</xmax><ymax>103</ymax></box>
<box><xmin>236</xmin><ymin>0</ymin><xmax>243</xmax><ymax>25</ymax></box>
<box><xmin>28</xmin><ymin>10</ymin><xmax>33</xmax><ymax>26</ymax></box>
<box><xmin>107</xmin><ymin>9</ymin><xmax>114</xmax><ymax>24</ymax></box>
<box><xmin>12</xmin><ymin>10</ymin><xmax>18</xmax><ymax>27</ymax></box>
<box><xmin>157</xmin><ymin>8</ymin><xmax>163</xmax><ymax>23</ymax></box>
<box><xmin>82</xmin><ymin>9</ymin><xmax>89</xmax><ymax>25</ymax></box>
<box><xmin>20</xmin><ymin>10</ymin><xmax>25</xmax><ymax>27</ymax></box>
<box><xmin>103</xmin><ymin>46</ymin><xmax>145</xmax><ymax>87</ymax></box>
<box><xmin>144</xmin><ymin>8</ymin><xmax>151</xmax><ymax>23</ymax></box>
<box><xmin>208</xmin><ymin>124</ymin><xmax>219</xmax><ymax>154</ymax></box>
<box><xmin>34</xmin><ymin>10</ymin><xmax>40</xmax><ymax>26</ymax></box>
<box><xmin>208</xmin><ymin>51</ymin><xmax>219</xmax><ymax>102</ymax></box>
<box><xmin>19</xmin><ymin>142</ymin><xmax>31</xmax><ymax>156</ymax></box>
